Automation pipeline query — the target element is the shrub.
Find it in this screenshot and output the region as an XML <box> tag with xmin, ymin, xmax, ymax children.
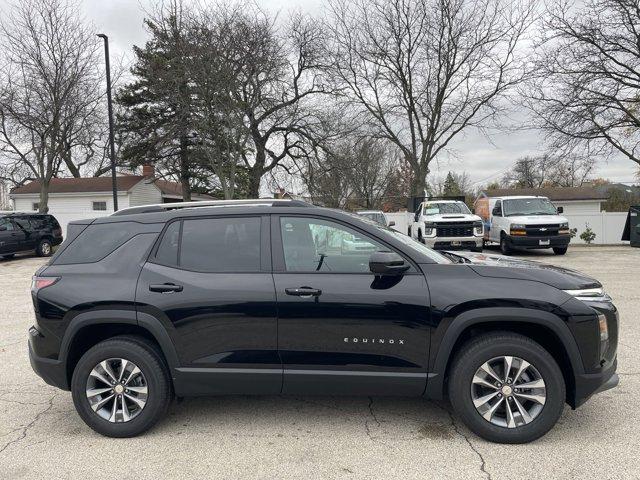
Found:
<box><xmin>580</xmin><ymin>224</ymin><xmax>596</xmax><ymax>244</ymax></box>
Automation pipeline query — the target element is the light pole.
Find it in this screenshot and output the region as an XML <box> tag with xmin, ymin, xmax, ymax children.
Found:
<box><xmin>97</xmin><ymin>33</ymin><xmax>118</xmax><ymax>212</ymax></box>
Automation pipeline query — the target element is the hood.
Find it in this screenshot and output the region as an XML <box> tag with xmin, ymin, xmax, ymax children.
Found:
<box><xmin>425</xmin><ymin>214</ymin><xmax>482</xmax><ymax>222</ymax></box>
<box><xmin>445</xmin><ymin>251</ymin><xmax>600</xmax><ymax>290</ymax></box>
<box><xmin>504</xmin><ymin>214</ymin><xmax>568</xmax><ymax>224</ymax></box>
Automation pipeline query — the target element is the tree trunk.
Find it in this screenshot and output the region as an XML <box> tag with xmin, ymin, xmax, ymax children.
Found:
<box><xmin>39</xmin><ymin>180</ymin><xmax>50</xmax><ymax>213</ymax></box>
<box><xmin>247</xmin><ymin>168</ymin><xmax>262</xmax><ymax>198</ymax></box>
<box><xmin>179</xmin><ymin>136</ymin><xmax>191</xmax><ymax>202</ymax></box>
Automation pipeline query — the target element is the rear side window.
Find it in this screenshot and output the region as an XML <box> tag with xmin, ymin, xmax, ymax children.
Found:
<box><xmin>176</xmin><ymin>217</ymin><xmax>260</xmax><ymax>272</ymax></box>
<box><xmin>55</xmin><ymin>222</ymin><xmax>140</xmax><ymax>264</ymax></box>
<box><xmin>154</xmin><ymin>221</ymin><xmax>181</xmax><ymax>267</ymax></box>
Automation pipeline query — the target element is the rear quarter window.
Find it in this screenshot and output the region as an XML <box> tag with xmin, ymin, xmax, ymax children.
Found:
<box><xmin>53</xmin><ymin>222</ymin><xmax>141</xmax><ymax>264</ymax></box>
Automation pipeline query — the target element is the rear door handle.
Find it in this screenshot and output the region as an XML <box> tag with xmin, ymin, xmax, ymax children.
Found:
<box><xmin>285</xmin><ymin>287</ymin><xmax>322</xmax><ymax>297</ymax></box>
<box><xmin>149</xmin><ymin>283</ymin><xmax>183</xmax><ymax>293</ymax></box>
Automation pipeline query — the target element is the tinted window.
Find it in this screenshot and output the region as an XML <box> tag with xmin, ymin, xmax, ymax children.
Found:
<box><xmin>0</xmin><ymin>218</ymin><xmax>14</xmax><ymax>231</ymax></box>
<box><xmin>13</xmin><ymin>216</ymin><xmax>31</xmax><ymax>231</ymax></box>
<box><xmin>55</xmin><ymin>222</ymin><xmax>140</xmax><ymax>264</ymax></box>
<box><xmin>280</xmin><ymin>217</ymin><xmax>385</xmax><ymax>273</ymax></box>
<box><xmin>154</xmin><ymin>221</ymin><xmax>181</xmax><ymax>267</ymax></box>
<box><xmin>28</xmin><ymin>216</ymin><xmax>48</xmax><ymax>230</ymax></box>
<box><xmin>180</xmin><ymin>217</ymin><xmax>260</xmax><ymax>272</ymax></box>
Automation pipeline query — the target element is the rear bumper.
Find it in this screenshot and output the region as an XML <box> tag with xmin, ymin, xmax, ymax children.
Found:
<box><xmin>507</xmin><ymin>234</ymin><xmax>570</xmax><ymax>249</ymax></box>
<box><xmin>28</xmin><ymin>329</ymin><xmax>68</xmax><ymax>390</ymax></box>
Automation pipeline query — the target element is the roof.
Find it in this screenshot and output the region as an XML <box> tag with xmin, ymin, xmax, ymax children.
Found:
<box><xmin>10</xmin><ymin>176</ymin><xmax>212</xmax><ymax>199</ymax></box>
<box><xmin>481</xmin><ymin>187</ymin><xmax>609</xmax><ymax>202</ymax></box>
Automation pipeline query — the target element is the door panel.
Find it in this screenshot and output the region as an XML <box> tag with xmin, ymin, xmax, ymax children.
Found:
<box><xmin>273</xmin><ymin>215</ymin><xmax>431</xmax><ymax>396</ymax></box>
<box><xmin>135</xmin><ymin>215</ymin><xmax>281</xmax><ymax>395</ymax></box>
<box><xmin>0</xmin><ymin>219</ymin><xmax>23</xmax><ymax>253</ymax></box>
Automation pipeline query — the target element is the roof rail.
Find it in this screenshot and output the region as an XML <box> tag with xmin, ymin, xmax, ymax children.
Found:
<box><xmin>111</xmin><ymin>198</ymin><xmax>312</xmax><ymax>216</ymax></box>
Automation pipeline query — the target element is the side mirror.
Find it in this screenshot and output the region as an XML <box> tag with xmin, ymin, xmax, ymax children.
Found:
<box><xmin>414</xmin><ymin>212</ymin><xmax>419</xmax><ymax>222</ymax></box>
<box><xmin>388</xmin><ymin>221</ymin><xmax>396</xmax><ymax>227</ymax></box>
<box><xmin>557</xmin><ymin>206</ymin><xmax>564</xmax><ymax>214</ymax></box>
<box><xmin>369</xmin><ymin>251</ymin><xmax>410</xmax><ymax>276</ymax></box>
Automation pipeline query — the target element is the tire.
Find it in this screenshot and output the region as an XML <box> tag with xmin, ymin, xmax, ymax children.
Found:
<box><xmin>448</xmin><ymin>332</ymin><xmax>565</xmax><ymax>444</ymax></box>
<box><xmin>471</xmin><ymin>246</ymin><xmax>483</xmax><ymax>253</ymax></box>
<box><xmin>36</xmin><ymin>238</ymin><xmax>53</xmax><ymax>257</ymax></box>
<box><xmin>553</xmin><ymin>246</ymin><xmax>568</xmax><ymax>255</ymax></box>
<box><xmin>71</xmin><ymin>336</ymin><xmax>172</xmax><ymax>438</ymax></box>
<box><xmin>499</xmin><ymin>234</ymin><xmax>512</xmax><ymax>255</ymax></box>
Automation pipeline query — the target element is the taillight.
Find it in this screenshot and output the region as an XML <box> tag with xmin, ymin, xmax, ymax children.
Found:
<box><xmin>31</xmin><ymin>276</ymin><xmax>59</xmax><ymax>292</ymax></box>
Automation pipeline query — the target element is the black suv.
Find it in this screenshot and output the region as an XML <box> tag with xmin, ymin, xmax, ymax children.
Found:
<box><xmin>28</xmin><ymin>200</ymin><xmax>618</xmax><ymax>443</ymax></box>
<box><xmin>0</xmin><ymin>212</ymin><xmax>63</xmax><ymax>258</ymax></box>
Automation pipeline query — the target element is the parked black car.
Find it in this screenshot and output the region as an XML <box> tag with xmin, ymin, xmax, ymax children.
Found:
<box><xmin>28</xmin><ymin>200</ymin><xmax>618</xmax><ymax>443</ymax></box>
<box><xmin>0</xmin><ymin>212</ymin><xmax>63</xmax><ymax>258</ymax></box>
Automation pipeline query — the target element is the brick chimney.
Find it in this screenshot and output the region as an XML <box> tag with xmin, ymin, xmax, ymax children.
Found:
<box><xmin>142</xmin><ymin>164</ymin><xmax>155</xmax><ymax>177</ymax></box>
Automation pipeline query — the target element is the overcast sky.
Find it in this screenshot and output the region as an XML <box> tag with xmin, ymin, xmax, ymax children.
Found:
<box><xmin>2</xmin><ymin>0</ymin><xmax>638</xmax><ymax>187</ymax></box>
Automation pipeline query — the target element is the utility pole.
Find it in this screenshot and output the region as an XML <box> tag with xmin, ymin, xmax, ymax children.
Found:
<box><xmin>97</xmin><ymin>34</ymin><xmax>118</xmax><ymax>211</ymax></box>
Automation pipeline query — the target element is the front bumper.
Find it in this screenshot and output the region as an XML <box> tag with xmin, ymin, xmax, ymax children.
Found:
<box><xmin>506</xmin><ymin>234</ymin><xmax>571</xmax><ymax>250</ymax></box>
<box><xmin>424</xmin><ymin>236</ymin><xmax>483</xmax><ymax>250</ymax></box>
<box><xmin>574</xmin><ymin>359</ymin><xmax>618</xmax><ymax>408</ymax></box>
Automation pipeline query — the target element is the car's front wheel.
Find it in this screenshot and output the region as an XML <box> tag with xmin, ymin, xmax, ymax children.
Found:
<box><xmin>553</xmin><ymin>246</ymin><xmax>568</xmax><ymax>255</ymax></box>
<box><xmin>71</xmin><ymin>336</ymin><xmax>172</xmax><ymax>437</ymax></box>
<box><xmin>448</xmin><ymin>332</ymin><xmax>565</xmax><ymax>444</ymax></box>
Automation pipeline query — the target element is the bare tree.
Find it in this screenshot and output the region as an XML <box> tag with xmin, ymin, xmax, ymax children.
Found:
<box><xmin>527</xmin><ymin>0</ymin><xmax>640</xmax><ymax>170</ymax></box>
<box><xmin>0</xmin><ymin>0</ymin><xmax>105</xmax><ymax>212</ymax></box>
<box><xmin>327</xmin><ymin>0</ymin><xmax>534</xmax><ymax>197</ymax></box>
<box><xmin>347</xmin><ymin>138</ymin><xmax>397</xmax><ymax>209</ymax></box>
<box><xmin>225</xmin><ymin>5</ymin><xmax>328</xmax><ymax>197</ymax></box>
<box><xmin>502</xmin><ymin>154</ymin><xmax>595</xmax><ymax>188</ymax></box>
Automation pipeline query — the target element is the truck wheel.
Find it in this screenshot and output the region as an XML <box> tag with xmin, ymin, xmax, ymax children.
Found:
<box><xmin>36</xmin><ymin>238</ymin><xmax>53</xmax><ymax>257</ymax></box>
<box><xmin>71</xmin><ymin>336</ymin><xmax>172</xmax><ymax>437</ymax></box>
<box><xmin>448</xmin><ymin>332</ymin><xmax>565</xmax><ymax>444</ymax></box>
<box><xmin>500</xmin><ymin>234</ymin><xmax>512</xmax><ymax>255</ymax></box>
<box><xmin>553</xmin><ymin>247</ymin><xmax>567</xmax><ymax>255</ymax></box>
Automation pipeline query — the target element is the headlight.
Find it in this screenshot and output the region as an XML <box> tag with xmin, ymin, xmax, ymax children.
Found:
<box><xmin>510</xmin><ymin>224</ymin><xmax>526</xmax><ymax>236</ymax></box>
<box><xmin>563</xmin><ymin>287</ymin><xmax>611</xmax><ymax>302</ymax></box>
<box><xmin>559</xmin><ymin>222</ymin><xmax>570</xmax><ymax>234</ymax></box>
<box><xmin>560</xmin><ymin>222</ymin><xmax>569</xmax><ymax>229</ymax></box>
<box><xmin>423</xmin><ymin>222</ymin><xmax>436</xmax><ymax>237</ymax></box>
<box><xmin>473</xmin><ymin>221</ymin><xmax>483</xmax><ymax>236</ymax></box>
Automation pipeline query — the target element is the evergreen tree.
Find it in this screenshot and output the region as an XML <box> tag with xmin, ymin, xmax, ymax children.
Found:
<box><xmin>442</xmin><ymin>172</ymin><xmax>462</xmax><ymax>197</ymax></box>
<box><xmin>117</xmin><ymin>2</ymin><xmax>200</xmax><ymax>200</ymax></box>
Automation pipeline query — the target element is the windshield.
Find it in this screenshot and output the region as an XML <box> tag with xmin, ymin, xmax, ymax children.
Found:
<box><xmin>422</xmin><ymin>202</ymin><xmax>471</xmax><ymax>215</ymax></box>
<box><xmin>503</xmin><ymin>198</ymin><xmax>557</xmax><ymax>216</ymax></box>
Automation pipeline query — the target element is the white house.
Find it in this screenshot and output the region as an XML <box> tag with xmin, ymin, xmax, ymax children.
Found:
<box><xmin>479</xmin><ymin>187</ymin><xmax>609</xmax><ymax>214</ymax></box>
<box><xmin>10</xmin><ymin>166</ymin><xmax>211</xmax><ymax>235</ymax></box>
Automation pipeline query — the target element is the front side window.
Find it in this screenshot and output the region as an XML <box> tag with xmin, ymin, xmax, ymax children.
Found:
<box><xmin>180</xmin><ymin>217</ymin><xmax>260</xmax><ymax>272</ymax></box>
<box><xmin>280</xmin><ymin>217</ymin><xmax>386</xmax><ymax>273</ymax></box>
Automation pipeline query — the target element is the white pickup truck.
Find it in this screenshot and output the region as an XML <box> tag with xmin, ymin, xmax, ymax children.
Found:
<box><xmin>408</xmin><ymin>200</ymin><xmax>484</xmax><ymax>251</ymax></box>
<box><xmin>474</xmin><ymin>195</ymin><xmax>571</xmax><ymax>255</ymax></box>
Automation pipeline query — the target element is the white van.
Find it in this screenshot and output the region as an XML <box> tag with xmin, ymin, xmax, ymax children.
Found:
<box><xmin>474</xmin><ymin>195</ymin><xmax>571</xmax><ymax>255</ymax></box>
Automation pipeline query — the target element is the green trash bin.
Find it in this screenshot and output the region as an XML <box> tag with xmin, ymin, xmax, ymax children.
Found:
<box><xmin>622</xmin><ymin>206</ymin><xmax>640</xmax><ymax>247</ymax></box>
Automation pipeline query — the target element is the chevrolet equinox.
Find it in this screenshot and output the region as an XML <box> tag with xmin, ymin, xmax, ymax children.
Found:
<box><xmin>28</xmin><ymin>199</ymin><xmax>619</xmax><ymax>443</ymax></box>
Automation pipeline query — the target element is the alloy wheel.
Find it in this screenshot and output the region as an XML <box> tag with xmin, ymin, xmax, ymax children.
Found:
<box><xmin>470</xmin><ymin>355</ymin><xmax>546</xmax><ymax>429</ymax></box>
<box><xmin>86</xmin><ymin>358</ymin><xmax>148</xmax><ymax>423</ymax></box>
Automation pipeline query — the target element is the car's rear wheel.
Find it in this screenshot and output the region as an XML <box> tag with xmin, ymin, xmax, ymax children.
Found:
<box><xmin>448</xmin><ymin>332</ymin><xmax>565</xmax><ymax>444</ymax></box>
<box><xmin>71</xmin><ymin>336</ymin><xmax>171</xmax><ymax>437</ymax></box>
<box><xmin>553</xmin><ymin>246</ymin><xmax>568</xmax><ymax>255</ymax></box>
<box><xmin>36</xmin><ymin>238</ymin><xmax>52</xmax><ymax>257</ymax></box>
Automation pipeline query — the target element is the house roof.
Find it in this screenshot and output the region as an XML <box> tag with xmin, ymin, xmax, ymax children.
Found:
<box><xmin>481</xmin><ymin>187</ymin><xmax>609</xmax><ymax>202</ymax></box>
<box><xmin>10</xmin><ymin>176</ymin><xmax>212</xmax><ymax>199</ymax></box>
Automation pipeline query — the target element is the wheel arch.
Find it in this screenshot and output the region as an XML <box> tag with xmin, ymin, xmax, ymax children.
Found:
<box><xmin>425</xmin><ymin>307</ymin><xmax>583</xmax><ymax>407</ymax></box>
<box><xmin>60</xmin><ymin>310</ymin><xmax>179</xmax><ymax>388</ymax></box>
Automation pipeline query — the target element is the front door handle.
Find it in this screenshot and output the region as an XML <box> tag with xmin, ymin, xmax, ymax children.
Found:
<box><xmin>149</xmin><ymin>283</ymin><xmax>183</xmax><ymax>293</ymax></box>
<box><xmin>285</xmin><ymin>287</ymin><xmax>322</xmax><ymax>297</ymax></box>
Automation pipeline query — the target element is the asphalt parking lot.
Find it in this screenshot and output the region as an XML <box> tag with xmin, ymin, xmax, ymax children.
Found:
<box><xmin>0</xmin><ymin>246</ymin><xmax>638</xmax><ymax>480</ymax></box>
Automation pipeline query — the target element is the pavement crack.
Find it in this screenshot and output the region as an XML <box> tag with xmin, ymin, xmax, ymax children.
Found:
<box><xmin>367</xmin><ymin>397</ymin><xmax>381</xmax><ymax>428</ymax></box>
<box><xmin>0</xmin><ymin>393</ymin><xmax>57</xmax><ymax>454</ymax></box>
<box><xmin>437</xmin><ymin>403</ymin><xmax>492</xmax><ymax>480</ymax></box>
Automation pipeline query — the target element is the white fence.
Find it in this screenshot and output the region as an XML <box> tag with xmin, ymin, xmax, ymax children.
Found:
<box><xmin>384</xmin><ymin>211</ymin><xmax>630</xmax><ymax>245</ymax></box>
<box><xmin>565</xmin><ymin>212</ymin><xmax>628</xmax><ymax>245</ymax></box>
